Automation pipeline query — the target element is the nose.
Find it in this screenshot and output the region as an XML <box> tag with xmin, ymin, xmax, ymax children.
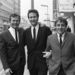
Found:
<box><xmin>59</xmin><ymin>25</ymin><xmax>62</xmax><ymax>28</ymax></box>
<box><xmin>31</xmin><ymin>17</ymin><xmax>36</xmax><ymax>20</ymax></box>
<box><xmin>14</xmin><ymin>21</ymin><xmax>17</xmax><ymax>23</ymax></box>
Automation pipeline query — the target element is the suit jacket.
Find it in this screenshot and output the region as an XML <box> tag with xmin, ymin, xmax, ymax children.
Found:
<box><xmin>46</xmin><ymin>32</ymin><xmax>75</xmax><ymax>75</ymax></box>
<box><xmin>0</xmin><ymin>28</ymin><xmax>25</xmax><ymax>73</ymax></box>
<box><xmin>23</xmin><ymin>25</ymin><xmax>52</xmax><ymax>70</ymax></box>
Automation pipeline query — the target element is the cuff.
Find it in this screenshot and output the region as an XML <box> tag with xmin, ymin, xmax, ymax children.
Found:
<box><xmin>5</xmin><ymin>68</ymin><xmax>12</xmax><ymax>74</ymax></box>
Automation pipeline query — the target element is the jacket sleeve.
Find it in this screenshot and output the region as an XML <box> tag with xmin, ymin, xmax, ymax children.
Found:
<box><xmin>0</xmin><ymin>34</ymin><xmax>9</xmax><ymax>70</ymax></box>
<box><xmin>45</xmin><ymin>36</ymin><xmax>52</xmax><ymax>52</ymax></box>
<box><xmin>46</xmin><ymin>26</ymin><xmax>52</xmax><ymax>36</ymax></box>
<box><xmin>22</xmin><ymin>30</ymin><xmax>27</xmax><ymax>46</ymax></box>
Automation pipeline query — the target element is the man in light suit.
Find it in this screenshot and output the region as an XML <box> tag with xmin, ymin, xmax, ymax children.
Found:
<box><xmin>22</xmin><ymin>9</ymin><xmax>52</xmax><ymax>75</ymax></box>
<box><xmin>43</xmin><ymin>17</ymin><xmax>75</xmax><ymax>75</ymax></box>
<box><xmin>0</xmin><ymin>14</ymin><xmax>26</xmax><ymax>75</ymax></box>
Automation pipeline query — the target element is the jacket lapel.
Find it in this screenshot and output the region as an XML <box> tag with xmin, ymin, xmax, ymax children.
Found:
<box><xmin>30</xmin><ymin>27</ymin><xmax>33</xmax><ymax>40</ymax></box>
<box><xmin>54</xmin><ymin>34</ymin><xmax>60</xmax><ymax>47</ymax></box>
<box><xmin>18</xmin><ymin>29</ymin><xmax>21</xmax><ymax>43</ymax></box>
<box><xmin>52</xmin><ymin>32</ymin><xmax>69</xmax><ymax>49</ymax></box>
<box><xmin>55</xmin><ymin>32</ymin><xmax>68</xmax><ymax>48</ymax></box>
<box><xmin>61</xmin><ymin>32</ymin><xmax>68</xmax><ymax>47</ymax></box>
<box><xmin>27</xmin><ymin>27</ymin><xmax>35</xmax><ymax>44</ymax></box>
<box><xmin>30</xmin><ymin>24</ymin><xmax>41</xmax><ymax>42</ymax></box>
<box><xmin>36</xmin><ymin>26</ymin><xmax>41</xmax><ymax>41</ymax></box>
<box><xmin>7</xmin><ymin>30</ymin><xmax>16</xmax><ymax>42</ymax></box>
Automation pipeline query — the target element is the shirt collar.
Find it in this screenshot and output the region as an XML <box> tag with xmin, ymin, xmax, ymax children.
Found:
<box><xmin>57</xmin><ymin>33</ymin><xmax>65</xmax><ymax>42</ymax></box>
<box><xmin>31</xmin><ymin>24</ymin><xmax>39</xmax><ymax>39</ymax></box>
<box><xmin>8</xmin><ymin>27</ymin><xmax>15</xmax><ymax>32</ymax></box>
<box><xmin>8</xmin><ymin>27</ymin><xmax>16</xmax><ymax>40</ymax></box>
<box><xmin>31</xmin><ymin>23</ymin><xmax>39</xmax><ymax>30</ymax></box>
<box><xmin>57</xmin><ymin>33</ymin><xmax>65</xmax><ymax>38</ymax></box>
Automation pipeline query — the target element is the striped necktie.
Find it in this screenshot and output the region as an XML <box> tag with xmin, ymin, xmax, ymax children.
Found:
<box><xmin>60</xmin><ymin>34</ymin><xmax>62</xmax><ymax>46</ymax></box>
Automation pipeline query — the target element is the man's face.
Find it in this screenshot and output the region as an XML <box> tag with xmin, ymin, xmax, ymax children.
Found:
<box><xmin>10</xmin><ymin>17</ymin><xmax>20</xmax><ymax>29</ymax></box>
<box><xmin>55</xmin><ymin>21</ymin><xmax>67</xmax><ymax>35</ymax></box>
<box><xmin>28</xmin><ymin>12</ymin><xmax>38</xmax><ymax>27</ymax></box>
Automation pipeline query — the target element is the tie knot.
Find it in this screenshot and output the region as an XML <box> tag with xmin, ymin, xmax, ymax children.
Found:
<box><xmin>33</xmin><ymin>27</ymin><xmax>35</xmax><ymax>30</ymax></box>
<box><xmin>15</xmin><ymin>28</ymin><xmax>19</xmax><ymax>31</ymax></box>
<box><xmin>60</xmin><ymin>34</ymin><xmax>62</xmax><ymax>38</ymax></box>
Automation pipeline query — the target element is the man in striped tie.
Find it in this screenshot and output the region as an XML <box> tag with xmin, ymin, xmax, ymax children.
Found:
<box><xmin>44</xmin><ymin>17</ymin><xmax>75</xmax><ymax>75</ymax></box>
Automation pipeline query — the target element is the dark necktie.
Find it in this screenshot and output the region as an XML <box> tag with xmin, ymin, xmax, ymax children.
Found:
<box><xmin>60</xmin><ymin>35</ymin><xmax>62</xmax><ymax>46</ymax></box>
<box><xmin>33</xmin><ymin>27</ymin><xmax>36</xmax><ymax>40</ymax></box>
<box><xmin>15</xmin><ymin>30</ymin><xmax>18</xmax><ymax>43</ymax></box>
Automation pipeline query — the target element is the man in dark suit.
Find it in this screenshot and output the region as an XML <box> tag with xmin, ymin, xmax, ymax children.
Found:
<box><xmin>0</xmin><ymin>14</ymin><xmax>26</xmax><ymax>75</ymax></box>
<box><xmin>44</xmin><ymin>17</ymin><xmax>75</xmax><ymax>75</ymax></box>
<box><xmin>22</xmin><ymin>9</ymin><xmax>52</xmax><ymax>75</ymax></box>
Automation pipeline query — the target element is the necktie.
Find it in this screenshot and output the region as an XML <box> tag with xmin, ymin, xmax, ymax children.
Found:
<box><xmin>15</xmin><ymin>30</ymin><xmax>18</xmax><ymax>43</ymax></box>
<box><xmin>33</xmin><ymin>27</ymin><xmax>36</xmax><ymax>40</ymax></box>
<box><xmin>60</xmin><ymin>35</ymin><xmax>62</xmax><ymax>46</ymax></box>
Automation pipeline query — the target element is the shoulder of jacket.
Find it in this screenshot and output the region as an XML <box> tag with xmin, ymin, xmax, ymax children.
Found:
<box><xmin>48</xmin><ymin>34</ymin><xmax>55</xmax><ymax>38</ymax></box>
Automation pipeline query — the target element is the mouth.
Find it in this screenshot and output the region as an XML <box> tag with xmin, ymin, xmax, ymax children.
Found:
<box><xmin>31</xmin><ymin>21</ymin><xmax>36</xmax><ymax>23</ymax></box>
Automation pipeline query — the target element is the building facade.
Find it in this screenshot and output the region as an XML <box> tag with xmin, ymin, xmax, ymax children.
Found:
<box><xmin>53</xmin><ymin>0</ymin><xmax>75</xmax><ymax>33</ymax></box>
<box><xmin>0</xmin><ymin>0</ymin><xmax>20</xmax><ymax>32</ymax></box>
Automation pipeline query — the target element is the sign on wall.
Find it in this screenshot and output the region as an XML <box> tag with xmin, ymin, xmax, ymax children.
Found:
<box><xmin>59</xmin><ymin>0</ymin><xmax>75</xmax><ymax>12</ymax></box>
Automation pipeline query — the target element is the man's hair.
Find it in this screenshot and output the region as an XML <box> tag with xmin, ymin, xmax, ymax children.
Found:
<box><xmin>9</xmin><ymin>13</ymin><xmax>20</xmax><ymax>22</ymax></box>
<box><xmin>27</xmin><ymin>9</ymin><xmax>39</xmax><ymax>18</ymax></box>
<box><xmin>55</xmin><ymin>17</ymin><xmax>68</xmax><ymax>27</ymax></box>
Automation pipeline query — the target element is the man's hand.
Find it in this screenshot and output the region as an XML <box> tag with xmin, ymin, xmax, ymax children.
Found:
<box><xmin>5</xmin><ymin>71</ymin><xmax>11</xmax><ymax>75</ymax></box>
<box><xmin>42</xmin><ymin>50</ymin><xmax>52</xmax><ymax>58</ymax></box>
<box><xmin>5</xmin><ymin>69</ymin><xmax>12</xmax><ymax>75</ymax></box>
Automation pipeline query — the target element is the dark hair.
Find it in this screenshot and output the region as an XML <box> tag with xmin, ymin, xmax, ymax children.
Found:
<box><xmin>67</xmin><ymin>27</ymin><xmax>71</xmax><ymax>32</ymax></box>
<box><xmin>55</xmin><ymin>17</ymin><xmax>68</xmax><ymax>27</ymax></box>
<box><xmin>9</xmin><ymin>13</ymin><xmax>20</xmax><ymax>22</ymax></box>
<box><xmin>27</xmin><ymin>9</ymin><xmax>39</xmax><ymax>18</ymax></box>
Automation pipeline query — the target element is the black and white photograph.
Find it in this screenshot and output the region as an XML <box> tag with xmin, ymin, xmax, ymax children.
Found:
<box><xmin>0</xmin><ymin>0</ymin><xmax>75</xmax><ymax>75</ymax></box>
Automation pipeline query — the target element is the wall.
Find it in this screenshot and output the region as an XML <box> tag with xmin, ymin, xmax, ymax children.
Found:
<box><xmin>0</xmin><ymin>0</ymin><xmax>20</xmax><ymax>32</ymax></box>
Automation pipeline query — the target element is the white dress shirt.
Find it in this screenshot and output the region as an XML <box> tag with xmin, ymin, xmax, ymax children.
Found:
<box><xmin>8</xmin><ymin>27</ymin><xmax>19</xmax><ymax>42</ymax></box>
<box><xmin>57</xmin><ymin>33</ymin><xmax>65</xmax><ymax>43</ymax></box>
<box><xmin>31</xmin><ymin>24</ymin><xmax>39</xmax><ymax>39</ymax></box>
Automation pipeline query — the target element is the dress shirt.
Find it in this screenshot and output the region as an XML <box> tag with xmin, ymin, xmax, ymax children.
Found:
<box><xmin>8</xmin><ymin>27</ymin><xmax>19</xmax><ymax>42</ymax></box>
<box><xmin>31</xmin><ymin>24</ymin><xmax>39</xmax><ymax>39</ymax></box>
<box><xmin>57</xmin><ymin>33</ymin><xmax>65</xmax><ymax>43</ymax></box>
